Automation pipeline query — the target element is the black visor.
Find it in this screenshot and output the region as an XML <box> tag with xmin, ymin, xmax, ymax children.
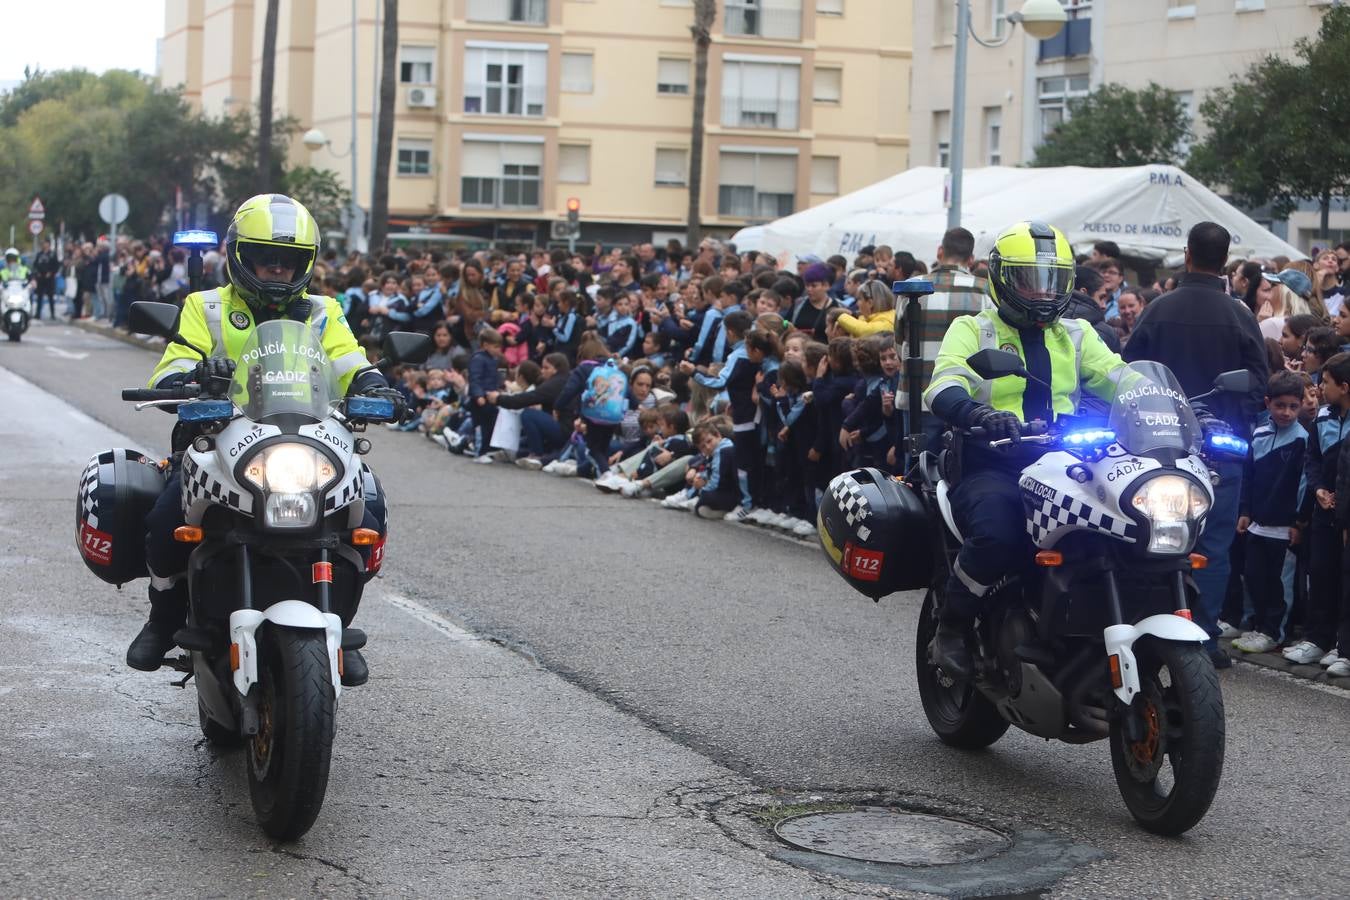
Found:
<box><xmin>238</xmin><ymin>241</ymin><xmax>314</xmax><ymax>275</ymax></box>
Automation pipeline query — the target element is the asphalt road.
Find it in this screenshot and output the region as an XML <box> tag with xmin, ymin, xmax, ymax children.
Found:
<box><xmin>2</xmin><ymin>320</ymin><xmax>1347</xmax><ymax>898</ymax></box>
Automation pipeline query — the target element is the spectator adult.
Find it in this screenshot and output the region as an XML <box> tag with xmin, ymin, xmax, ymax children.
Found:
<box><xmin>1124</xmin><ymin>221</ymin><xmax>1268</xmax><ymax>668</ymax></box>
<box><xmin>1314</xmin><ymin>249</ymin><xmax>1345</xmax><ymax>317</ymax></box>
<box><xmin>32</xmin><ymin>239</ymin><xmax>59</xmax><ymax>320</ymax></box>
<box><xmin>1090</xmin><ymin>240</ymin><xmax>1121</xmax><ymax>263</ymax></box>
<box><xmin>93</xmin><ymin>239</ymin><xmax>113</xmax><ymax>321</ymax></box>
<box><xmin>1093</xmin><ymin>257</ymin><xmax>1126</xmax><ymax>319</ymax></box>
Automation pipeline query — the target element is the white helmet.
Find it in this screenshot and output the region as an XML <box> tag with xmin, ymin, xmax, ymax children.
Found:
<box><xmin>3</xmin><ymin>247</ymin><xmax>18</xmax><ymax>260</ymax></box>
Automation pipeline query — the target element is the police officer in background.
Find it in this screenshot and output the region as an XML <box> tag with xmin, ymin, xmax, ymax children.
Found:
<box><xmin>126</xmin><ymin>194</ymin><xmax>405</xmax><ymax>683</ymax></box>
<box><xmin>32</xmin><ymin>239</ymin><xmax>60</xmax><ymax>320</ymax></box>
<box><xmin>922</xmin><ymin>221</ymin><xmax>1131</xmax><ymax>679</ymax></box>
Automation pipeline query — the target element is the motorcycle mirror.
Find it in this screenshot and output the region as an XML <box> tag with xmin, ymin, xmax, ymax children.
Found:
<box><xmin>966</xmin><ymin>348</ymin><xmax>1029</xmax><ymax>381</ymax></box>
<box><xmin>1213</xmin><ymin>369</ymin><xmax>1258</xmax><ymax>394</ymax></box>
<box><xmin>129</xmin><ymin>301</ymin><xmax>181</xmax><ymax>339</ymax></box>
<box><xmin>383</xmin><ymin>331</ymin><xmax>433</xmax><ymax>366</ymax></box>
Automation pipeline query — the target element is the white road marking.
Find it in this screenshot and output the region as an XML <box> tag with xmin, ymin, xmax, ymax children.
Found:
<box><xmin>379</xmin><ymin>592</ymin><xmax>492</xmax><ymax>652</ymax></box>
<box><xmin>44</xmin><ymin>345</ymin><xmax>89</xmax><ymax>360</ymax></box>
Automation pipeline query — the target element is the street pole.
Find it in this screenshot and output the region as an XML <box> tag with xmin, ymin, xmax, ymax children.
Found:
<box><xmin>947</xmin><ymin>0</ymin><xmax>970</xmax><ymax>231</ymax></box>
<box><xmin>349</xmin><ymin>0</ymin><xmax>361</xmax><ymax>252</ymax></box>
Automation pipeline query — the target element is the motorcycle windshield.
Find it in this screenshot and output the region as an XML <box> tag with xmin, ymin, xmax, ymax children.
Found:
<box><xmin>1106</xmin><ymin>361</ymin><xmax>1203</xmax><ymax>455</ymax></box>
<box><xmin>229</xmin><ymin>319</ymin><xmax>337</xmax><ymax>422</ymax></box>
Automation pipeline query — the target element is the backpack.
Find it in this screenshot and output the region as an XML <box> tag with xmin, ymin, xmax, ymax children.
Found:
<box><xmin>580</xmin><ymin>359</ymin><xmax>629</xmax><ymax>425</ymax></box>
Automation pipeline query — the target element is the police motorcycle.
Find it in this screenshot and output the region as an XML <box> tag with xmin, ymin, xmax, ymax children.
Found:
<box><xmin>818</xmin><ymin>282</ymin><xmax>1253</xmax><ymax>836</ymax></box>
<box><xmin>3</xmin><ymin>278</ymin><xmax>31</xmax><ymax>341</ymax></box>
<box><xmin>77</xmin><ymin>301</ymin><xmax>430</xmax><ymax>840</ymax></box>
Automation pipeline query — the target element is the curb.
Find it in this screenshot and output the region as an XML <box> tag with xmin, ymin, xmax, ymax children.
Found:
<box><xmin>69</xmin><ymin>317</ymin><xmax>163</xmax><ymax>353</ymax></box>
<box><xmin>1222</xmin><ymin>637</ymin><xmax>1348</xmax><ymax>690</ymax></box>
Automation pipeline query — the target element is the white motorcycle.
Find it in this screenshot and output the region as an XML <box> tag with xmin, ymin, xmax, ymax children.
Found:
<box><xmin>78</xmin><ymin>301</ymin><xmax>429</xmax><ymax>840</ymax></box>
<box><xmin>820</xmin><ymin>350</ymin><xmax>1254</xmax><ymax>835</ymax></box>
<box><xmin>3</xmin><ymin>278</ymin><xmax>31</xmax><ymax>341</ymax></box>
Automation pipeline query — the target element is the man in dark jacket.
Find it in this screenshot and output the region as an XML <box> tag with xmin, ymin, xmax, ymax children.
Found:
<box><xmin>32</xmin><ymin>239</ymin><xmax>60</xmax><ymax>319</ymax></box>
<box><xmin>1124</xmin><ymin>221</ymin><xmax>1268</xmax><ymax>667</ymax></box>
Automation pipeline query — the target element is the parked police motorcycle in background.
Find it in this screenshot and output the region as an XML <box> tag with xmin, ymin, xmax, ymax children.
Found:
<box><xmin>818</xmin><ymin>280</ymin><xmax>1253</xmax><ymax>836</ymax></box>
<box><xmin>3</xmin><ymin>278</ymin><xmax>31</xmax><ymax>341</ymax></box>
<box><xmin>78</xmin><ymin>301</ymin><xmax>429</xmax><ymax>840</ymax></box>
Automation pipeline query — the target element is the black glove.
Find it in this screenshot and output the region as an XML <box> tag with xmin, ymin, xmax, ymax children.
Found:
<box><xmin>969</xmin><ymin>405</ymin><xmax>1022</xmax><ymax>442</ymax></box>
<box><xmin>192</xmin><ymin>357</ymin><xmax>236</xmax><ymax>396</ymax></box>
<box><xmin>1192</xmin><ymin>405</ymin><xmax>1231</xmax><ymax>439</ymax></box>
<box><xmin>363</xmin><ymin>386</ymin><xmax>411</xmax><ymax>423</ymax></box>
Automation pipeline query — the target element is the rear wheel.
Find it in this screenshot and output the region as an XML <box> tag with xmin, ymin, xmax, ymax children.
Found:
<box><xmin>1109</xmin><ymin>640</ymin><xmax>1224</xmax><ymax>836</ymax></box>
<box><xmin>915</xmin><ymin>589</ymin><xmax>1009</xmax><ymax>749</ymax></box>
<box><xmin>246</xmin><ymin>626</ymin><xmax>336</xmax><ymax>841</ymax></box>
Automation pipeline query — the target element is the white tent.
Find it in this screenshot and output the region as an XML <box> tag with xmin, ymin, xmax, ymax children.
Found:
<box><xmin>732</xmin><ymin>165</ymin><xmax>1303</xmax><ymax>269</ymax></box>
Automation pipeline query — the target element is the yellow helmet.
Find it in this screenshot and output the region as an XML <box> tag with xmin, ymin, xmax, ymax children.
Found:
<box><xmin>225</xmin><ymin>194</ymin><xmax>320</xmax><ymax>314</ymax></box>
<box><xmin>987</xmin><ymin>221</ymin><xmax>1075</xmax><ymax>329</ymax></box>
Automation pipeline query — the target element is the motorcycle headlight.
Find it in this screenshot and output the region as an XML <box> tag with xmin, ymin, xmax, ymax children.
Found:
<box><xmin>1129</xmin><ymin>475</ymin><xmax>1209</xmax><ymax>554</ymax></box>
<box><xmin>242</xmin><ymin>443</ymin><xmax>337</xmax><ymax>494</ymax></box>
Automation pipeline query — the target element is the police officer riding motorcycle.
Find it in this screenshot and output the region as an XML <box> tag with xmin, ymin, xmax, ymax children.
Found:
<box><xmin>124</xmin><ymin>194</ymin><xmax>406</xmax><ymax>682</ymax></box>
<box><xmin>1</xmin><ymin>246</ymin><xmax>31</xmax><ymax>283</ymax></box>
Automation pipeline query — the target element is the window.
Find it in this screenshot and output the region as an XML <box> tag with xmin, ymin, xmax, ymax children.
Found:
<box><xmin>810</xmin><ymin>156</ymin><xmax>839</xmax><ymax>195</ymax></box>
<box><xmin>983</xmin><ymin>106</ymin><xmax>1002</xmax><ymax>165</ymax></box>
<box><xmin>558</xmin><ymin>144</ymin><xmax>590</xmax><ymax>183</ymax></box>
<box><xmin>817</xmin><ymin>0</ymin><xmax>844</xmax><ymax>13</ymax></box>
<box><xmin>933</xmin><ymin>110</ymin><xmax>950</xmax><ymax>167</ymax></box>
<box><xmin>721</xmin><ymin>57</ymin><xmax>800</xmax><ymax>130</ymax></box>
<box><xmin>725</xmin><ymin>0</ymin><xmax>803</xmax><ymax>40</ymax></box>
<box><xmin>657</xmin><ymin>58</ymin><xmax>691</xmax><ymax>95</ymax></box>
<box><xmin>463</xmin><ymin>44</ymin><xmax>548</xmax><ymax>117</ymax></box>
<box><xmin>717</xmin><ymin>150</ymin><xmax>796</xmax><ymax>219</ymax></box>
<box><xmin>1175</xmin><ymin>90</ymin><xmax>1194</xmax><ymax>158</ymax></box>
<box><xmin>400</xmin><ymin>46</ymin><xmax>435</xmax><ymax>84</ymax></box>
<box><xmin>466</xmin><ymin>0</ymin><xmax>548</xmax><ymax>25</ymax></box>
<box><xmin>1036</xmin><ymin>75</ymin><xmax>1089</xmax><ymax>144</ymax></box>
<box><xmin>934</xmin><ymin>0</ymin><xmax>955</xmax><ymax>43</ymax></box>
<box><xmin>991</xmin><ymin>0</ymin><xmax>1007</xmax><ymax>39</ymax></box>
<box><xmin>1166</xmin><ymin>0</ymin><xmax>1195</xmax><ymax>19</ymax></box>
<box><xmin>1235</xmin><ymin>0</ymin><xmax>1265</xmax><ymax>9</ymax></box>
<box><xmin>561</xmin><ymin>53</ymin><xmax>593</xmax><ymax>93</ymax></box>
<box><xmin>397</xmin><ymin>139</ymin><xmax>432</xmax><ymax>176</ymax></box>
<box><xmin>460</xmin><ymin>138</ymin><xmax>544</xmax><ymax>209</ymax></box>
<box><xmin>813</xmin><ymin>66</ymin><xmax>841</xmax><ymax>103</ymax></box>
<box><xmin>655</xmin><ymin>148</ymin><xmax>688</xmax><ymax>186</ymax></box>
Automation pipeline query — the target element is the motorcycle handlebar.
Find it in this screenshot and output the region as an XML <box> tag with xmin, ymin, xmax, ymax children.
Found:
<box><xmin>963</xmin><ymin>420</ymin><xmax>1049</xmax><ymax>440</ymax></box>
<box><xmin>121</xmin><ymin>386</ymin><xmax>201</xmax><ymax>402</ymax></box>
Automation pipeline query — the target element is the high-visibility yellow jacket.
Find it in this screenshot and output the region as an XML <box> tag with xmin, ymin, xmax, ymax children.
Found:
<box><xmin>149</xmin><ymin>284</ymin><xmax>369</xmax><ymax>393</ymax></box>
<box><xmin>836</xmin><ymin>309</ymin><xmax>895</xmax><ymax>338</ymax></box>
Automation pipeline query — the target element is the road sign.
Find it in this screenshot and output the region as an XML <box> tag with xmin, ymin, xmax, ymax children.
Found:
<box><xmin>28</xmin><ymin>197</ymin><xmax>44</xmax><ymax>219</ymax></box>
<box><xmin>98</xmin><ymin>193</ymin><xmax>129</xmax><ymax>226</ymax></box>
<box><xmin>28</xmin><ymin>219</ymin><xmax>43</xmax><ymax>236</ymax></box>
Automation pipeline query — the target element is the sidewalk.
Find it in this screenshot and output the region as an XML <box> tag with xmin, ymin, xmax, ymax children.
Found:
<box><xmin>69</xmin><ymin>315</ymin><xmax>164</xmax><ymax>352</ymax></box>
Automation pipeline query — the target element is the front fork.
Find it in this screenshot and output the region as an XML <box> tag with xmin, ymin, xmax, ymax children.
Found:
<box><xmin>1101</xmin><ymin>567</ymin><xmax>1207</xmax><ymax>740</ymax></box>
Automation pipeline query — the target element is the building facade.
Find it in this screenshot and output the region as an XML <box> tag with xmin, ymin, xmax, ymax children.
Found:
<box><xmin>160</xmin><ymin>0</ymin><xmax>912</xmax><ymax>249</ymax></box>
<box><xmin>908</xmin><ymin>0</ymin><xmax>1340</xmax><ymax>249</ymax></box>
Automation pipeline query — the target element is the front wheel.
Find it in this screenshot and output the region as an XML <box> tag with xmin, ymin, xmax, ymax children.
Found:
<box><xmin>247</xmin><ymin>626</ymin><xmax>336</xmax><ymax>841</ymax></box>
<box><xmin>915</xmin><ymin>589</ymin><xmax>1009</xmax><ymax>749</ymax></box>
<box><xmin>6</xmin><ymin>330</ymin><xmax>17</xmax><ymax>342</ymax></box>
<box><xmin>1109</xmin><ymin>640</ymin><xmax>1224</xmax><ymax>836</ymax></box>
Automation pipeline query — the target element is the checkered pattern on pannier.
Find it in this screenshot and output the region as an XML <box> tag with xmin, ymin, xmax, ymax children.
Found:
<box><xmin>1025</xmin><ymin>491</ymin><xmax>1136</xmax><ymax>547</ymax></box>
<box><xmin>79</xmin><ymin>454</ymin><xmax>103</xmax><ymax>529</ymax></box>
<box><xmin>830</xmin><ymin>473</ymin><xmax>874</xmax><ymax>542</ymax></box>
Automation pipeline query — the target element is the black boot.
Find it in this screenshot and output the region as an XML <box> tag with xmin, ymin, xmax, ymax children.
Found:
<box><xmin>341</xmin><ymin>648</ymin><xmax>369</xmax><ymax>687</ymax></box>
<box><xmin>932</xmin><ymin>620</ymin><xmax>974</xmax><ymax>682</ymax></box>
<box><xmin>126</xmin><ymin>620</ymin><xmax>179</xmax><ymax>671</ymax></box>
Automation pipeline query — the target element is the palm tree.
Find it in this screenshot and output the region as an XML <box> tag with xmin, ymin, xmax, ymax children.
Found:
<box><xmin>686</xmin><ymin>0</ymin><xmax>716</xmax><ymax>247</ymax></box>
<box><xmin>368</xmin><ymin>0</ymin><xmax>398</xmax><ymax>254</ymax></box>
<box><xmin>256</xmin><ymin>0</ymin><xmax>280</xmax><ymax>192</ymax></box>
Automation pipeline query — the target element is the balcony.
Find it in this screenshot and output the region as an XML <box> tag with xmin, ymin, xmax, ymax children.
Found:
<box><xmin>724</xmin><ymin>1</ymin><xmax>802</xmax><ymax>41</ymax></box>
<box><xmin>466</xmin><ymin>0</ymin><xmax>547</xmax><ymax>26</ymax></box>
<box><xmin>1038</xmin><ymin>18</ymin><xmax>1091</xmax><ymax>61</ymax></box>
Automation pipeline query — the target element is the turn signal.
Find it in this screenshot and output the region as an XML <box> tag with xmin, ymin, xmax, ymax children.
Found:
<box><xmin>173</xmin><ymin>526</ymin><xmax>204</xmax><ymax>543</ymax></box>
<box><xmin>351</xmin><ymin>528</ymin><xmax>381</xmax><ymax>546</ymax></box>
<box><xmin>1108</xmin><ymin>654</ymin><xmax>1123</xmax><ymax>689</ymax></box>
<box><xmin>1174</xmin><ymin>609</ymin><xmax>1193</xmax><ymax>621</ymax></box>
<box><xmin>337</xmin><ymin>648</ymin><xmax>345</xmax><ymax>677</ymax></box>
<box><xmin>1035</xmin><ymin>550</ymin><xmax>1063</xmax><ymax>567</ymax></box>
<box><xmin>1189</xmin><ymin>553</ymin><xmax>1208</xmax><ymax>569</ymax></box>
<box><xmin>229</xmin><ymin>643</ymin><xmax>240</xmax><ymax>671</ymax></box>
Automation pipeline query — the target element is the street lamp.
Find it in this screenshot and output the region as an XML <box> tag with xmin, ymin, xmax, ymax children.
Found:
<box><xmin>947</xmin><ymin>0</ymin><xmax>1067</xmax><ymax>229</ymax></box>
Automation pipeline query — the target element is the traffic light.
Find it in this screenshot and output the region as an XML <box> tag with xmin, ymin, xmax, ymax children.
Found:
<box><xmin>566</xmin><ymin>197</ymin><xmax>580</xmax><ymax>226</ymax></box>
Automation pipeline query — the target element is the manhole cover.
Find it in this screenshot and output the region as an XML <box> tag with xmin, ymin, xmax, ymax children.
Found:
<box><xmin>775</xmin><ymin>808</ymin><xmax>1012</xmax><ymax>866</ymax></box>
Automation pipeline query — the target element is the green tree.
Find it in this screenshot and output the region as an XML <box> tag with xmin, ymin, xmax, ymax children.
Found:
<box><xmin>1030</xmin><ymin>83</ymin><xmax>1190</xmax><ymax>168</ymax></box>
<box><xmin>283</xmin><ymin>166</ymin><xmax>351</xmax><ymax>235</ymax></box>
<box><xmin>1189</xmin><ymin>6</ymin><xmax>1350</xmax><ymax>234</ymax></box>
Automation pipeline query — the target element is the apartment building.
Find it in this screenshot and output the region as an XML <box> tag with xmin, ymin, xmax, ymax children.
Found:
<box><xmin>908</xmin><ymin>0</ymin><xmax>1339</xmax><ymax>247</ymax></box>
<box><xmin>160</xmin><ymin>0</ymin><xmax>912</xmax><ymax>248</ymax></box>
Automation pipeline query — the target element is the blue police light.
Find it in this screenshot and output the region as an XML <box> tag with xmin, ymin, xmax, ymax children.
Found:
<box><xmin>177</xmin><ymin>400</ymin><xmax>234</xmax><ymax>423</ymax></box>
<box><xmin>1207</xmin><ymin>433</ymin><xmax>1249</xmax><ymax>457</ymax></box>
<box><xmin>893</xmin><ymin>278</ymin><xmax>935</xmax><ymax>296</ymax></box>
<box><xmin>173</xmin><ymin>229</ymin><xmax>219</xmax><ymax>248</ymax></box>
<box><xmin>346</xmin><ymin>395</ymin><xmax>396</xmax><ymax>421</ymax></box>
<box><xmin>1061</xmin><ymin>428</ymin><xmax>1116</xmax><ymax>449</ymax></box>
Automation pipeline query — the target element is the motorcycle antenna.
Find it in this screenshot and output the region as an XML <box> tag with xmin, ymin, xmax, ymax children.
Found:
<box><xmin>173</xmin><ymin>229</ymin><xmax>219</xmax><ymax>295</ymax></box>
<box><xmin>895</xmin><ymin>278</ymin><xmax>935</xmax><ymax>464</ymax></box>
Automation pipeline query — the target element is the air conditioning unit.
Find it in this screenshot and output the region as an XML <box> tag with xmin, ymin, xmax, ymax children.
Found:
<box><xmin>550</xmin><ymin>220</ymin><xmax>576</xmax><ymax>241</ymax></box>
<box><xmin>406</xmin><ymin>86</ymin><xmax>438</xmax><ymax>109</ymax></box>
